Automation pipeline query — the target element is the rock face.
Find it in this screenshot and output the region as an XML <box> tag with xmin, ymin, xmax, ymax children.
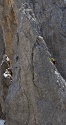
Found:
<box><xmin>5</xmin><ymin>3</ymin><xmax>66</xmax><ymax>125</ymax></box>
<box><xmin>0</xmin><ymin>0</ymin><xmax>17</xmax><ymax>62</ymax></box>
<box><xmin>0</xmin><ymin>54</ymin><xmax>12</xmax><ymax>119</ymax></box>
<box><xmin>0</xmin><ymin>26</ymin><xmax>5</xmax><ymax>119</ymax></box>
<box><xmin>29</xmin><ymin>0</ymin><xmax>66</xmax><ymax>80</ymax></box>
<box><xmin>0</xmin><ymin>0</ymin><xmax>66</xmax><ymax>125</ymax></box>
<box><xmin>0</xmin><ymin>26</ymin><xmax>5</xmax><ymax>64</ymax></box>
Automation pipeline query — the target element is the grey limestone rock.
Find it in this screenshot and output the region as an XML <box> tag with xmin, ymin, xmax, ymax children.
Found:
<box><xmin>6</xmin><ymin>3</ymin><xmax>66</xmax><ymax>125</ymax></box>
<box><xmin>29</xmin><ymin>0</ymin><xmax>66</xmax><ymax>80</ymax></box>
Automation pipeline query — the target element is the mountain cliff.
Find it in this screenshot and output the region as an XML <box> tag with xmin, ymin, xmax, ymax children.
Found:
<box><xmin>0</xmin><ymin>0</ymin><xmax>66</xmax><ymax>125</ymax></box>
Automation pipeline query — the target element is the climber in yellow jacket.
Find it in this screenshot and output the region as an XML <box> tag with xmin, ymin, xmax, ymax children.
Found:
<box><xmin>50</xmin><ymin>57</ymin><xmax>56</xmax><ymax>64</ymax></box>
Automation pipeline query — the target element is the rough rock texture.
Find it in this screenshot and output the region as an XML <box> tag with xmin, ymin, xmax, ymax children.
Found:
<box><xmin>0</xmin><ymin>0</ymin><xmax>17</xmax><ymax>119</ymax></box>
<box><xmin>0</xmin><ymin>55</ymin><xmax>12</xmax><ymax>119</ymax></box>
<box><xmin>29</xmin><ymin>0</ymin><xmax>66</xmax><ymax>80</ymax></box>
<box><xmin>5</xmin><ymin>3</ymin><xmax>66</xmax><ymax>125</ymax></box>
<box><xmin>3</xmin><ymin>0</ymin><xmax>65</xmax><ymax>76</ymax></box>
<box><xmin>0</xmin><ymin>25</ymin><xmax>5</xmax><ymax>119</ymax></box>
<box><xmin>0</xmin><ymin>0</ymin><xmax>17</xmax><ymax>62</ymax></box>
<box><xmin>0</xmin><ymin>0</ymin><xmax>66</xmax><ymax>125</ymax></box>
<box><xmin>0</xmin><ymin>26</ymin><xmax>5</xmax><ymax>64</ymax></box>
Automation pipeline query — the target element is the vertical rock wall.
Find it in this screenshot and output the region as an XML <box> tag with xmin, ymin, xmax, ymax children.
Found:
<box><xmin>0</xmin><ymin>0</ymin><xmax>66</xmax><ymax>125</ymax></box>
<box><xmin>29</xmin><ymin>0</ymin><xmax>66</xmax><ymax>80</ymax></box>
<box><xmin>0</xmin><ymin>0</ymin><xmax>17</xmax><ymax>119</ymax></box>
<box><xmin>0</xmin><ymin>0</ymin><xmax>17</xmax><ymax>62</ymax></box>
<box><xmin>0</xmin><ymin>26</ymin><xmax>5</xmax><ymax>64</ymax></box>
<box><xmin>6</xmin><ymin>3</ymin><xmax>66</xmax><ymax>125</ymax></box>
<box><xmin>0</xmin><ymin>26</ymin><xmax>5</xmax><ymax>119</ymax></box>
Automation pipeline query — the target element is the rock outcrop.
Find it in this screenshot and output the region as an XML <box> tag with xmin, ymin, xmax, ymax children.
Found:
<box><xmin>29</xmin><ymin>0</ymin><xmax>66</xmax><ymax>80</ymax></box>
<box><xmin>5</xmin><ymin>3</ymin><xmax>66</xmax><ymax>125</ymax></box>
<box><xmin>0</xmin><ymin>0</ymin><xmax>66</xmax><ymax>125</ymax></box>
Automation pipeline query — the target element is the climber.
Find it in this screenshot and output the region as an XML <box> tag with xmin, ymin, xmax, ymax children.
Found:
<box><xmin>7</xmin><ymin>67</ymin><xmax>12</xmax><ymax>76</ymax></box>
<box><xmin>2</xmin><ymin>54</ymin><xmax>10</xmax><ymax>66</ymax></box>
<box><xmin>50</xmin><ymin>57</ymin><xmax>56</xmax><ymax>64</ymax></box>
<box><xmin>3</xmin><ymin>69</ymin><xmax>12</xmax><ymax>80</ymax></box>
